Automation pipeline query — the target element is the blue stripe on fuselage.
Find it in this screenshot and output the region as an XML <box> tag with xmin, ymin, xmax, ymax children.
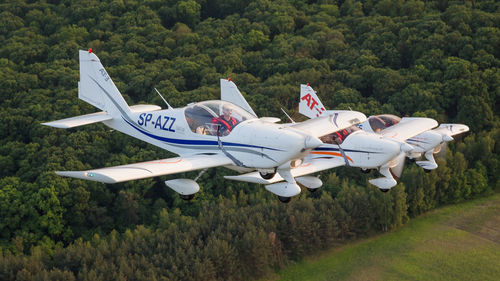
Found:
<box><xmin>313</xmin><ymin>147</ymin><xmax>383</xmax><ymax>154</ymax></box>
<box><xmin>122</xmin><ymin>117</ymin><xmax>283</xmax><ymax>151</ymax></box>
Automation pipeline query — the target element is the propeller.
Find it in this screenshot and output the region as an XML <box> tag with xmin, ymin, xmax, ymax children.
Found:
<box><xmin>389</xmin><ymin>152</ymin><xmax>406</xmax><ymax>180</ymax></box>
<box><xmin>435</xmin><ymin>142</ymin><xmax>448</xmax><ymax>159</ymax></box>
<box><xmin>435</xmin><ymin>133</ymin><xmax>453</xmax><ymax>159</ymax></box>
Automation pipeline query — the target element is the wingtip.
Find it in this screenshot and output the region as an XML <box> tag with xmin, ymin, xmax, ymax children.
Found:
<box><xmin>55</xmin><ymin>171</ymin><xmax>117</xmax><ymax>184</ymax></box>
<box><xmin>41</xmin><ymin>122</ymin><xmax>70</xmax><ymax>129</ymax></box>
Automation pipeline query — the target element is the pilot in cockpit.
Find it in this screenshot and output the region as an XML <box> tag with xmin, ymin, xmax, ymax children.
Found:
<box><xmin>320</xmin><ymin>128</ymin><xmax>351</xmax><ymax>145</ymax></box>
<box><xmin>212</xmin><ymin>105</ymin><xmax>238</xmax><ymax>136</ymax></box>
<box><xmin>369</xmin><ymin>116</ymin><xmax>386</xmax><ymax>132</ymax></box>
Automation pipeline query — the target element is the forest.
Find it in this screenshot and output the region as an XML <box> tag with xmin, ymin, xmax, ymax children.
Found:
<box><xmin>0</xmin><ymin>0</ymin><xmax>499</xmax><ymax>280</ymax></box>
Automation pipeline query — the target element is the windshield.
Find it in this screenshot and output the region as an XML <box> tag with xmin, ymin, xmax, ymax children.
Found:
<box><xmin>184</xmin><ymin>100</ymin><xmax>257</xmax><ymax>136</ymax></box>
<box><xmin>320</xmin><ymin>125</ymin><xmax>360</xmax><ymax>145</ymax></box>
<box><xmin>368</xmin><ymin>114</ymin><xmax>401</xmax><ymax>132</ymax></box>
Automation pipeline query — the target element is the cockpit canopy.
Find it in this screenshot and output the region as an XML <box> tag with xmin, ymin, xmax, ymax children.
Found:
<box><xmin>320</xmin><ymin>125</ymin><xmax>360</xmax><ymax>145</ymax></box>
<box><xmin>368</xmin><ymin>114</ymin><xmax>401</xmax><ymax>132</ymax></box>
<box><xmin>184</xmin><ymin>100</ymin><xmax>257</xmax><ymax>136</ymax></box>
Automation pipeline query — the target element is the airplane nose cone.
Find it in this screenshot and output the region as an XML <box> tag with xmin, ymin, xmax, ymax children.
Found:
<box><xmin>442</xmin><ymin>134</ymin><xmax>454</xmax><ymax>142</ymax></box>
<box><xmin>400</xmin><ymin>142</ymin><xmax>414</xmax><ymax>153</ymax></box>
<box><xmin>304</xmin><ymin>135</ymin><xmax>323</xmax><ymax>149</ymax></box>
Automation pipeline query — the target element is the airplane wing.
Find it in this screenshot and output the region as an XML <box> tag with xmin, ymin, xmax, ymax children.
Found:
<box><xmin>379</xmin><ymin>117</ymin><xmax>438</xmax><ymax>142</ymax></box>
<box><xmin>433</xmin><ymin>124</ymin><xmax>469</xmax><ymax>137</ymax></box>
<box><xmin>56</xmin><ymin>154</ymin><xmax>233</xmax><ymax>183</ymax></box>
<box><xmin>290</xmin><ymin>111</ymin><xmax>366</xmax><ymax>138</ymax></box>
<box><xmin>224</xmin><ymin>157</ymin><xmax>345</xmax><ymax>184</ymax></box>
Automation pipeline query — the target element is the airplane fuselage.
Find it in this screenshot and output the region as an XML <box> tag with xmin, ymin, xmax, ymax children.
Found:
<box><xmin>309</xmin><ymin>130</ymin><xmax>401</xmax><ymax>169</ymax></box>
<box><xmin>103</xmin><ymin>102</ymin><xmax>314</xmax><ymax>170</ymax></box>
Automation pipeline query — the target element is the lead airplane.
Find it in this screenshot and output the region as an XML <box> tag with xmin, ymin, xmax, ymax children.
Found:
<box><xmin>43</xmin><ymin>50</ymin><xmax>367</xmax><ymax>202</ymax></box>
<box><xmin>226</xmin><ymin>84</ymin><xmax>439</xmax><ymax>192</ymax></box>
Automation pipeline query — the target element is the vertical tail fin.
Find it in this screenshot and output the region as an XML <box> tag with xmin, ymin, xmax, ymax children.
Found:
<box><xmin>78</xmin><ymin>49</ymin><xmax>130</xmax><ymax>117</ymax></box>
<box><xmin>299</xmin><ymin>84</ymin><xmax>327</xmax><ymax>119</ymax></box>
<box><xmin>220</xmin><ymin>79</ymin><xmax>257</xmax><ymax>117</ymax></box>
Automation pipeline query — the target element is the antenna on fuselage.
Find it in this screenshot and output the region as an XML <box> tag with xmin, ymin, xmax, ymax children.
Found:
<box><xmin>281</xmin><ymin>108</ymin><xmax>295</xmax><ymax>124</ymax></box>
<box><xmin>154</xmin><ymin>88</ymin><xmax>172</xmax><ymax>109</ymax></box>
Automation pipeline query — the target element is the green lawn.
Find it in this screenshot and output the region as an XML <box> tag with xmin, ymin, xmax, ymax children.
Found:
<box><xmin>272</xmin><ymin>193</ymin><xmax>500</xmax><ymax>281</ymax></box>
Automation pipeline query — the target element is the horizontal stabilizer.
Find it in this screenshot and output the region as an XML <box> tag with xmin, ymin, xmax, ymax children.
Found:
<box><xmin>43</xmin><ymin>104</ymin><xmax>162</xmax><ymax>129</ymax></box>
<box><xmin>42</xmin><ymin>112</ymin><xmax>112</xmax><ymax>129</ymax></box>
<box><xmin>129</xmin><ymin>104</ymin><xmax>162</xmax><ymax>113</ymax></box>
<box><xmin>379</xmin><ymin>117</ymin><xmax>438</xmax><ymax>141</ymax></box>
<box><xmin>290</xmin><ymin>111</ymin><xmax>366</xmax><ymax>138</ymax></box>
<box><xmin>56</xmin><ymin>154</ymin><xmax>232</xmax><ymax>183</ymax></box>
<box><xmin>225</xmin><ymin>158</ymin><xmax>345</xmax><ymax>184</ymax></box>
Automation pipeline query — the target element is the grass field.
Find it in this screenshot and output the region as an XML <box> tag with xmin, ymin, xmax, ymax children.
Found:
<box><xmin>272</xmin><ymin>193</ymin><xmax>500</xmax><ymax>281</ymax></box>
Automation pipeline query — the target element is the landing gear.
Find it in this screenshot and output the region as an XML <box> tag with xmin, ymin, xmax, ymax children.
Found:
<box><xmin>424</xmin><ymin>169</ymin><xmax>432</xmax><ymax>173</ymax></box>
<box><xmin>278</xmin><ymin>196</ymin><xmax>291</xmax><ymax>203</ymax></box>
<box><xmin>361</xmin><ymin>168</ymin><xmax>372</xmax><ymax>174</ymax></box>
<box><xmin>180</xmin><ymin>194</ymin><xmax>195</xmax><ymax>201</ymax></box>
<box><xmin>259</xmin><ymin>168</ymin><xmax>277</xmax><ymax>180</ymax></box>
<box><xmin>379</xmin><ymin>188</ymin><xmax>390</xmax><ymax>193</ymax></box>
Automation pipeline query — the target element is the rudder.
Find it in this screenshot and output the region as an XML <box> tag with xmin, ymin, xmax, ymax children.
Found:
<box><xmin>78</xmin><ymin>49</ymin><xmax>130</xmax><ymax>116</ymax></box>
<box><xmin>299</xmin><ymin>84</ymin><xmax>326</xmax><ymax>119</ymax></box>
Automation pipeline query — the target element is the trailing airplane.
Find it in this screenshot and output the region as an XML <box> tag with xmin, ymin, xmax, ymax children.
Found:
<box><xmin>43</xmin><ymin>50</ymin><xmax>366</xmax><ymax>202</ymax></box>
<box><xmin>360</xmin><ymin>119</ymin><xmax>469</xmax><ymax>171</ymax></box>
<box><xmin>226</xmin><ymin>84</ymin><xmax>439</xmax><ymax>192</ymax></box>
<box><xmin>300</xmin><ymin>84</ymin><xmax>468</xmax><ymax>180</ymax></box>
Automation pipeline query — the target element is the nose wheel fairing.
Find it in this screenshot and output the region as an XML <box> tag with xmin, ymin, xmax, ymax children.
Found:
<box><xmin>415</xmin><ymin>150</ymin><xmax>438</xmax><ymax>170</ymax></box>
<box><xmin>369</xmin><ymin>166</ymin><xmax>397</xmax><ymax>191</ymax></box>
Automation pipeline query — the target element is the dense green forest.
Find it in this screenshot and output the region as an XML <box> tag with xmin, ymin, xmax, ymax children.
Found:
<box><xmin>0</xmin><ymin>0</ymin><xmax>499</xmax><ymax>280</ymax></box>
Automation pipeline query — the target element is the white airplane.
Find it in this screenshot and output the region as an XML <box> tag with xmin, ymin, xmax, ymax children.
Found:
<box><xmin>358</xmin><ymin>117</ymin><xmax>469</xmax><ymax>171</ymax></box>
<box><xmin>43</xmin><ymin>50</ymin><xmax>367</xmax><ymax>202</ymax></box>
<box><xmin>226</xmin><ymin>84</ymin><xmax>439</xmax><ymax>192</ymax></box>
<box><xmin>299</xmin><ymin>84</ymin><xmax>468</xmax><ymax>178</ymax></box>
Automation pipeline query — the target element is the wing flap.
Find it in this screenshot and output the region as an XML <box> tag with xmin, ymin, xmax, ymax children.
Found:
<box><xmin>42</xmin><ymin>111</ymin><xmax>112</xmax><ymax>129</ymax></box>
<box><xmin>224</xmin><ymin>158</ymin><xmax>345</xmax><ymax>184</ymax></box>
<box><xmin>56</xmin><ymin>154</ymin><xmax>232</xmax><ymax>183</ymax></box>
<box><xmin>290</xmin><ymin>111</ymin><xmax>366</xmax><ymax>138</ymax></box>
<box><xmin>380</xmin><ymin>117</ymin><xmax>438</xmax><ymax>141</ymax></box>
